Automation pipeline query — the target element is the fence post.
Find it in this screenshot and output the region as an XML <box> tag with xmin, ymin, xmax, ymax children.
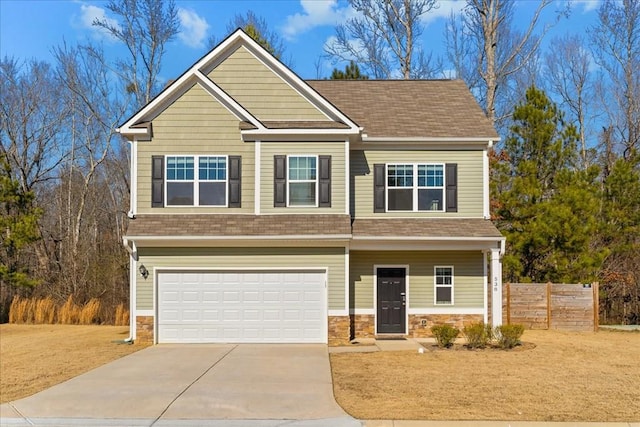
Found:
<box><xmin>547</xmin><ymin>282</ymin><xmax>552</xmax><ymax>330</ymax></box>
<box><xmin>506</xmin><ymin>283</ymin><xmax>511</xmax><ymax>325</ymax></box>
<box><xmin>593</xmin><ymin>282</ymin><xmax>599</xmax><ymax>332</ymax></box>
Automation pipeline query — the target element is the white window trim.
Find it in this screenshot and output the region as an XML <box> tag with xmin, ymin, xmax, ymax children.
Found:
<box><xmin>386</xmin><ymin>163</ymin><xmax>445</xmax><ymax>212</ymax></box>
<box><xmin>286</xmin><ymin>154</ymin><xmax>319</xmax><ymax>208</ymax></box>
<box><xmin>165</xmin><ymin>154</ymin><xmax>228</xmax><ymax>207</ymax></box>
<box><xmin>434</xmin><ymin>265</ymin><xmax>454</xmax><ymax>305</ymax></box>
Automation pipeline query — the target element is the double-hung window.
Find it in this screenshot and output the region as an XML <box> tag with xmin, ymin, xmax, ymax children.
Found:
<box><xmin>387</xmin><ymin>163</ymin><xmax>444</xmax><ymax>211</ymax></box>
<box><xmin>166</xmin><ymin>155</ymin><xmax>227</xmax><ymax>206</ymax></box>
<box><xmin>434</xmin><ymin>266</ymin><xmax>454</xmax><ymax>305</ymax></box>
<box><xmin>288</xmin><ymin>155</ymin><xmax>317</xmax><ymax>206</ymax></box>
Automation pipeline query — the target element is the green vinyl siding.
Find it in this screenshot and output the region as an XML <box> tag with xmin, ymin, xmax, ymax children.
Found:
<box><xmin>209</xmin><ymin>46</ymin><xmax>328</xmax><ymax>121</ymax></box>
<box><xmin>261</xmin><ymin>142</ymin><xmax>346</xmax><ymax>214</ymax></box>
<box><xmin>137</xmin><ymin>82</ymin><xmax>254</xmax><ymax>214</ymax></box>
<box><xmin>351</xmin><ymin>149</ymin><xmax>484</xmax><ymax>217</ymax></box>
<box><xmin>349</xmin><ymin>251</ymin><xmax>484</xmax><ymax>309</ymax></box>
<box><xmin>135</xmin><ymin>247</ymin><xmax>346</xmax><ymax>311</ymax></box>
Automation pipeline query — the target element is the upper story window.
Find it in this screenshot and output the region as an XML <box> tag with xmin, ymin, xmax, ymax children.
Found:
<box><xmin>166</xmin><ymin>155</ymin><xmax>227</xmax><ymax>206</ymax></box>
<box><xmin>288</xmin><ymin>155</ymin><xmax>317</xmax><ymax>206</ymax></box>
<box><xmin>274</xmin><ymin>155</ymin><xmax>331</xmax><ymax>208</ymax></box>
<box><xmin>387</xmin><ymin>164</ymin><xmax>444</xmax><ymax>211</ymax></box>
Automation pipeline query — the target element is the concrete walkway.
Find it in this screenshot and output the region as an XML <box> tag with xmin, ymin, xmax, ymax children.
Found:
<box><xmin>0</xmin><ymin>344</ymin><xmax>359</xmax><ymax>427</ymax></box>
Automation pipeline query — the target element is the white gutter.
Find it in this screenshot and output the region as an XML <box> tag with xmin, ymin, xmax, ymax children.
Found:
<box><xmin>126</xmin><ymin>234</ymin><xmax>353</xmax><ymax>242</ymax></box>
<box><xmin>352</xmin><ymin>236</ymin><xmax>506</xmax><ymax>242</ymax></box>
<box><xmin>362</xmin><ymin>136</ymin><xmax>499</xmax><ymax>143</ymax></box>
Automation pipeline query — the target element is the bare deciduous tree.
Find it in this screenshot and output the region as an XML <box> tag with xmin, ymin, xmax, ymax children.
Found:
<box><xmin>92</xmin><ymin>0</ymin><xmax>179</xmax><ymax>110</ymax></box>
<box><xmin>208</xmin><ymin>10</ymin><xmax>288</xmax><ymax>62</ymax></box>
<box><xmin>325</xmin><ymin>0</ymin><xmax>440</xmax><ymax>79</ymax></box>
<box><xmin>446</xmin><ymin>0</ymin><xmax>559</xmax><ymax>131</ymax></box>
<box><xmin>52</xmin><ymin>43</ymin><xmax>128</xmax><ymax>296</ymax></box>
<box><xmin>544</xmin><ymin>34</ymin><xmax>595</xmax><ymax>168</ymax></box>
<box><xmin>0</xmin><ymin>59</ymin><xmax>69</xmax><ymax>193</ymax></box>
<box><xmin>589</xmin><ymin>0</ymin><xmax>640</xmax><ymax>159</ymax></box>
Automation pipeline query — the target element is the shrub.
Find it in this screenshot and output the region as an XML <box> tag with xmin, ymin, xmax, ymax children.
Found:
<box><xmin>431</xmin><ymin>324</ymin><xmax>460</xmax><ymax>348</ymax></box>
<box><xmin>495</xmin><ymin>324</ymin><xmax>525</xmax><ymax>349</ymax></box>
<box><xmin>463</xmin><ymin>322</ymin><xmax>493</xmax><ymax>349</ymax></box>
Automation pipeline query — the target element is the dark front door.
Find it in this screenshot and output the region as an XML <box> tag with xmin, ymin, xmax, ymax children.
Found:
<box><xmin>376</xmin><ymin>268</ymin><xmax>406</xmax><ymax>334</ymax></box>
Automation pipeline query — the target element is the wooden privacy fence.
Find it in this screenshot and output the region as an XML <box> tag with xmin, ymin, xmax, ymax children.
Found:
<box><xmin>503</xmin><ymin>282</ymin><xmax>599</xmax><ymax>331</ymax></box>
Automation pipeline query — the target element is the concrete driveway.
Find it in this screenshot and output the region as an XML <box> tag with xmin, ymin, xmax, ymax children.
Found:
<box><xmin>0</xmin><ymin>344</ymin><xmax>360</xmax><ymax>427</ymax></box>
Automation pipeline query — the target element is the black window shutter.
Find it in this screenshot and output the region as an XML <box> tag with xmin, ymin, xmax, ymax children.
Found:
<box><xmin>228</xmin><ymin>156</ymin><xmax>241</xmax><ymax>208</ymax></box>
<box><xmin>446</xmin><ymin>163</ymin><xmax>458</xmax><ymax>212</ymax></box>
<box><xmin>319</xmin><ymin>155</ymin><xmax>331</xmax><ymax>207</ymax></box>
<box><xmin>274</xmin><ymin>155</ymin><xmax>286</xmax><ymax>207</ymax></box>
<box><xmin>373</xmin><ymin>164</ymin><xmax>385</xmax><ymax>213</ymax></box>
<box><xmin>151</xmin><ymin>155</ymin><xmax>164</xmax><ymax>208</ymax></box>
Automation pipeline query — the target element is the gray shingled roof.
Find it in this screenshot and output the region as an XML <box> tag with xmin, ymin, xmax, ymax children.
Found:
<box><xmin>127</xmin><ymin>215</ymin><xmax>502</xmax><ymax>240</ymax></box>
<box><xmin>126</xmin><ymin>214</ymin><xmax>352</xmax><ymax>237</ymax></box>
<box><xmin>306</xmin><ymin>79</ymin><xmax>499</xmax><ymax>139</ymax></box>
<box><xmin>352</xmin><ymin>218</ymin><xmax>503</xmax><ymax>238</ymax></box>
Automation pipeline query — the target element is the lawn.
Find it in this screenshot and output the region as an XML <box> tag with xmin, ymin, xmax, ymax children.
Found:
<box><xmin>330</xmin><ymin>329</ymin><xmax>640</xmax><ymax>422</ymax></box>
<box><xmin>0</xmin><ymin>324</ymin><xmax>149</xmax><ymax>403</ymax></box>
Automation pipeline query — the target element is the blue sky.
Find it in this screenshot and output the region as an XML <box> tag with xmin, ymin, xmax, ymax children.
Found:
<box><xmin>1</xmin><ymin>0</ymin><xmax>602</xmax><ymax>81</ymax></box>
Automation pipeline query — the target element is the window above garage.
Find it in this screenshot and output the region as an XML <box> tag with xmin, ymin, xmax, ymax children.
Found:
<box><xmin>166</xmin><ymin>155</ymin><xmax>227</xmax><ymax>206</ymax></box>
<box><xmin>151</xmin><ymin>154</ymin><xmax>241</xmax><ymax>208</ymax></box>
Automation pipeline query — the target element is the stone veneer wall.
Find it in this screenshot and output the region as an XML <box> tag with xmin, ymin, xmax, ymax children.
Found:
<box><xmin>408</xmin><ymin>314</ymin><xmax>483</xmax><ymax>338</ymax></box>
<box><xmin>328</xmin><ymin>316</ymin><xmax>350</xmax><ymax>346</ymax></box>
<box><xmin>136</xmin><ymin>316</ymin><xmax>154</xmax><ymax>344</ymax></box>
<box><xmin>350</xmin><ymin>314</ymin><xmax>375</xmax><ymax>338</ymax></box>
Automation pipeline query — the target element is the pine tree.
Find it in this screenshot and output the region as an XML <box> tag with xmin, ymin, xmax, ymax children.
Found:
<box><xmin>494</xmin><ymin>86</ymin><xmax>605</xmax><ymax>282</ymax></box>
<box><xmin>330</xmin><ymin>61</ymin><xmax>369</xmax><ymax>80</ymax></box>
<box><xmin>0</xmin><ymin>157</ymin><xmax>42</xmax><ymax>289</ymax></box>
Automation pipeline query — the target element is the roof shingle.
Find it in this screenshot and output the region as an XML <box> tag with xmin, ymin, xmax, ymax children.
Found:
<box><xmin>306</xmin><ymin>79</ymin><xmax>498</xmax><ymax>140</ymax></box>
<box><xmin>126</xmin><ymin>214</ymin><xmax>352</xmax><ymax>237</ymax></box>
<box><xmin>352</xmin><ymin>218</ymin><xmax>503</xmax><ymax>239</ymax></box>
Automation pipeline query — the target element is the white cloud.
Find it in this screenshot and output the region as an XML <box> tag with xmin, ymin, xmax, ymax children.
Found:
<box><xmin>177</xmin><ymin>8</ymin><xmax>209</xmax><ymax>48</ymax></box>
<box><xmin>421</xmin><ymin>0</ymin><xmax>466</xmax><ymax>25</ymax></box>
<box><xmin>283</xmin><ymin>0</ymin><xmax>353</xmax><ymax>40</ymax></box>
<box><xmin>74</xmin><ymin>3</ymin><xmax>120</xmax><ymax>40</ymax></box>
<box><xmin>575</xmin><ymin>0</ymin><xmax>601</xmax><ymax>12</ymax></box>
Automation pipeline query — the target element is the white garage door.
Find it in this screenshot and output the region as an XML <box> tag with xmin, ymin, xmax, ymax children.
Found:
<box><xmin>157</xmin><ymin>270</ymin><xmax>326</xmax><ymax>343</ymax></box>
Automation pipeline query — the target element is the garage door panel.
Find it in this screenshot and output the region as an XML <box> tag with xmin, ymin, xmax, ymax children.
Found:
<box><xmin>157</xmin><ymin>271</ymin><xmax>326</xmax><ymax>343</ymax></box>
<box><xmin>202</xmin><ymin>291</ymin><xmax>219</xmax><ymax>302</ymax></box>
<box><xmin>202</xmin><ymin>309</ymin><xmax>219</xmax><ymax>321</ymax></box>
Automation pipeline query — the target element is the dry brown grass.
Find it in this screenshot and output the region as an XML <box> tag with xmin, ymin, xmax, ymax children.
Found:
<box><xmin>114</xmin><ymin>303</ymin><xmax>130</xmax><ymax>326</ymax></box>
<box><xmin>34</xmin><ymin>297</ymin><xmax>57</xmax><ymax>324</ymax></box>
<box><xmin>330</xmin><ymin>329</ymin><xmax>640</xmax><ymax>422</ymax></box>
<box><xmin>78</xmin><ymin>298</ymin><xmax>101</xmax><ymax>324</ymax></box>
<box><xmin>58</xmin><ymin>295</ymin><xmax>81</xmax><ymax>324</ymax></box>
<box><xmin>0</xmin><ymin>324</ymin><xmax>149</xmax><ymax>403</ymax></box>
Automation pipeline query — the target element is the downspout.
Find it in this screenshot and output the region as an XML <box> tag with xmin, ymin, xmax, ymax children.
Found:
<box><xmin>122</xmin><ymin>238</ymin><xmax>138</xmax><ymax>343</ymax></box>
<box><xmin>127</xmin><ymin>137</ymin><xmax>138</xmax><ymax>219</ymax></box>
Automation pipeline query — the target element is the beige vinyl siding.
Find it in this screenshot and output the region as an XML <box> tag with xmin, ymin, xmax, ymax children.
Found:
<box><xmin>209</xmin><ymin>46</ymin><xmax>328</xmax><ymax>121</ymax></box>
<box><xmin>260</xmin><ymin>142</ymin><xmax>346</xmax><ymax>214</ymax></box>
<box><xmin>135</xmin><ymin>247</ymin><xmax>346</xmax><ymax>311</ymax></box>
<box><xmin>350</xmin><ymin>251</ymin><xmax>484</xmax><ymax>309</ymax></box>
<box><xmin>137</xmin><ymin>82</ymin><xmax>254</xmax><ymax>214</ymax></box>
<box><xmin>351</xmin><ymin>149</ymin><xmax>484</xmax><ymax>217</ymax></box>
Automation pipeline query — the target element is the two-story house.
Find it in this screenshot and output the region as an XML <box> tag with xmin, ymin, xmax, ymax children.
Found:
<box><xmin>118</xmin><ymin>29</ymin><xmax>505</xmax><ymax>345</ymax></box>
